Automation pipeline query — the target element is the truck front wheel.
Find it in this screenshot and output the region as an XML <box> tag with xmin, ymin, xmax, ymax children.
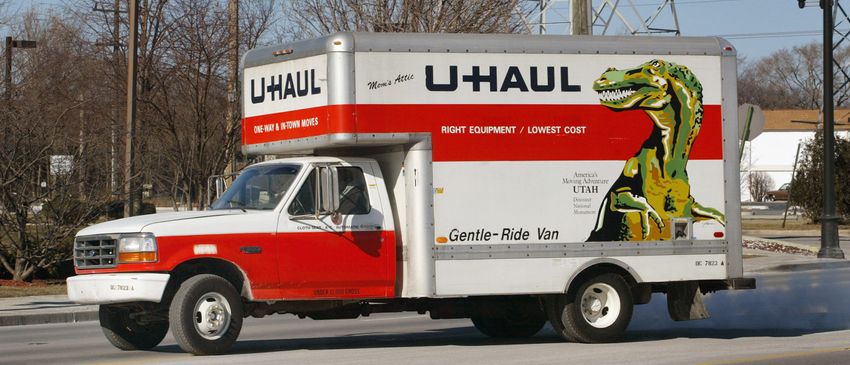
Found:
<box><xmin>99</xmin><ymin>304</ymin><xmax>169</xmax><ymax>350</ymax></box>
<box><xmin>169</xmin><ymin>274</ymin><xmax>243</xmax><ymax>355</ymax></box>
<box><xmin>548</xmin><ymin>273</ymin><xmax>633</xmax><ymax>343</ymax></box>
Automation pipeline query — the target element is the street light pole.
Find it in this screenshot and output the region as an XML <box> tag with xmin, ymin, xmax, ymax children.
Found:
<box><xmin>4</xmin><ymin>37</ymin><xmax>38</xmax><ymax>101</ymax></box>
<box><xmin>819</xmin><ymin>0</ymin><xmax>845</xmax><ymax>259</ymax></box>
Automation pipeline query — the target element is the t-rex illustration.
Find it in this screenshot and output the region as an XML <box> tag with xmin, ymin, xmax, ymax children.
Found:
<box><xmin>587</xmin><ymin>59</ymin><xmax>725</xmax><ymax>242</ymax></box>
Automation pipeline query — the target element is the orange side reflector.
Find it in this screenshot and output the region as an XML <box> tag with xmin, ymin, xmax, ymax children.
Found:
<box><xmin>119</xmin><ymin>252</ymin><xmax>157</xmax><ymax>263</ymax></box>
<box><xmin>714</xmin><ymin>232</ymin><xmax>725</xmax><ymax>238</ymax></box>
<box><xmin>436</xmin><ymin>237</ymin><xmax>448</xmax><ymax>244</ymax></box>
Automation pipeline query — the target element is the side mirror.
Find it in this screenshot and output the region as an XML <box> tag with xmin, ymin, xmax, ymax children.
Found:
<box><xmin>319</xmin><ymin>167</ymin><xmax>340</xmax><ymax>214</ymax></box>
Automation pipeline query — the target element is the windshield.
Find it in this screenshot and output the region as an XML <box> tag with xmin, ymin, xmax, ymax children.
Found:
<box><xmin>210</xmin><ymin>164</ymin><xmax>301</xmax><ymax>210</ymax></box>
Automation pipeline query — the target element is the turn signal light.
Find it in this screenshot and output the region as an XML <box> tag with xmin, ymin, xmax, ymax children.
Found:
<box><xmin>118</xmin><ymin>252</ymin><xmax>157</xmax><ymax>263</ymax></box>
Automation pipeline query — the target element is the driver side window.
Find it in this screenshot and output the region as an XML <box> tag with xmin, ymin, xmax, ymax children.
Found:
<box><xmin>287</xmin><ymin>166</ymin><xmax>371</xmax><ymax>216</ymax></box>
<box><xmin>337</xmin><ymin>167</ymin><xmax>370</xmax><ymax>215</ymax></box>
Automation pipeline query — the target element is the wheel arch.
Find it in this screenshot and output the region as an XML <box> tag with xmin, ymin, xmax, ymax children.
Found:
<box><xmin>563</xmin><ymin>259</ymin><xmax>642</xmax><ymax>296</ymax></box>
<box><xmin>165</xmin><ymin>258</ymin><xmax>254</xmax><ymax>302</ymax></box>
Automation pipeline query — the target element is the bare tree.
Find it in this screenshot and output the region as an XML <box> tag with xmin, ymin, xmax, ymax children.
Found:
<box><xmin>747</xmin><ymin>171</ymin><xmax>774</xmax><ymax>203</ymax></box>
<box><xmin>136</xmin><ymin>0</ymin><xmax>275</xmax><ymax>210</ymax></box>
<box><xmin>285</xmin><ymin>0</ymin><xmax>526</xmax><ymax>39</ymax></box>
<box><xmin>0</xmin><ymin>1</ymin><xmax>279</xmax><ymax>280</ymax></box>
<box><xmin>0</xmin><ymin>11</ymin><xmax>112</xmax><ymax>281</ymax></box>
<box><xmin>739</xmin><ymin>42</ymin><xmax>850</xmax><ymax>109</ymax></box>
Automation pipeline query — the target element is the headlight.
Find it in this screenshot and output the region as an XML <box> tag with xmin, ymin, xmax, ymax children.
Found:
<box><xmin>117</xmin><ymin>233</ymin><xmax>158</xmax><ymax>263</ymax></box>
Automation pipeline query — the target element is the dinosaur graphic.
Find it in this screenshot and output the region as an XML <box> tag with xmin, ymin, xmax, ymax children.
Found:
<box><xmin>587</xmin><ymin>59</ymin><xmax>725</xmax><ymax>242</ymax></box>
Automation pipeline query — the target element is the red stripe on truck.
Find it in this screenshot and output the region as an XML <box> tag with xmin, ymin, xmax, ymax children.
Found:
<box><xmin>75</xmin><ymin>230</ymin><xmax>396</xmax><ymax>301</ymax></box>
<box><xmin>242</xmin><ymin>104</ymin><xmax>356</xmax><ymax>144</ymax></box>
<box><xmin>242</xmin><ymin>104</ymin><xmax>724</xmax><ymax>161</ymax></box>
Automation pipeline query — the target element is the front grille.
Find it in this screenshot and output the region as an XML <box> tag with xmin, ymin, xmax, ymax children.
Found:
<box><xmin>74</xmin><ymin>236</ymin><xmax>118</xmax><ymax>269</ymax></box>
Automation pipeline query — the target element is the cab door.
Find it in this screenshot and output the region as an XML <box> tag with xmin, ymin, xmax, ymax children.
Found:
<box><xmin>276</xmin><ymin>161</ymin><xmax>396</xmax><ymax>299</ymax></box>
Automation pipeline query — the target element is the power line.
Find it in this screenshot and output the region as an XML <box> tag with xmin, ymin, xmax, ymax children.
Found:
<box><xmin>546</xmin><ymin>0</ymin><xmax>749</xmax><ymax>10</ymax></box>
<box><xmin>717</xmin><ymin>30</ymin><xmax>826</xmax><ymax>39</ymax></box>
<box><xmin>631</xmin><ymin>0</ymin><xmax>750</xmax><ymax>6</ymax></box>
<box><xmin>714</xmin><ymin>30</ymin><xmax>850</xmax><ymax>40</ymax></box>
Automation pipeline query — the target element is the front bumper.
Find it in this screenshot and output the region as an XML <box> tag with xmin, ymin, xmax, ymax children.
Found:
<box><xmin>66</xmin><ymin>273</ymin><xmax>170</xmax><ymax>305</ymax></box>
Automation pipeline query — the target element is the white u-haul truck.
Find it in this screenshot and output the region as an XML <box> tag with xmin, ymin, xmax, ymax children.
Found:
<box><xmin>67</xmin><ymin>33</ymin><xmax>754</xmax><ymax>355</ymax></box>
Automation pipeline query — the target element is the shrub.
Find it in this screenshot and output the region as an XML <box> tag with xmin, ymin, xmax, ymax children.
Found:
<box><xmin>788</xmin><ymin>131</ymin><xmax>850</xmax><ymax>223</ymax></box>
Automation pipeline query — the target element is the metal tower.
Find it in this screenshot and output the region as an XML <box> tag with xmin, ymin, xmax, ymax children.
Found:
<box><xmin>831</xmin><ymin>0</ymin><xmax>850</xmax><ymax>95</ymax></box>
<box><xmin>521</xmin><ymin>0</ymin><xmax>681</xmax><ymax>36</ymax></box>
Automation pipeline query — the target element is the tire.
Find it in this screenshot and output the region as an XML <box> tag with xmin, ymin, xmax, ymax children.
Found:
<box><xmin>169</xmin><ymin>274</ymin><xmax>243</xmax><ymax>355</ymax></box>
<box><xmin>99</xmin><ymin>304</ymin><xmax>169</xmax><ymax>351</ymax></box>
<box><xmin>471</xmin><ymin>315</ymin><xmax>546</xmax><ymax>338</ymax></box>
<box><xmin>765</xmin><ymin>195</ymin><xmax>774</xmax><ymax>202</ymax></box>
<box><xmin>548</xmin><ymin>273</ymin><xmax>633</xmax><ymax>343</ymax></box>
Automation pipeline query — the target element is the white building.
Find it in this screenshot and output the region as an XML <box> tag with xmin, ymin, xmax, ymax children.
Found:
<box><xmin>740</xmin><ymin>109</ymin><xmax>850</xmax><ymax>202</ymax></box>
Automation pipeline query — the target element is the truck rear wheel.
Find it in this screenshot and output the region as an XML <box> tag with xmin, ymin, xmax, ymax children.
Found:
<box><xmin>548</xmin><ymin>273</ymin><xmax>633</xmax><ymax>343</ymax></box>
<box><xmin>99</xmin><ymin>304</ymin><xmax>168</xmax><ymax>350</ymax></box>
<box><xmin>169</xmin><ymin>274</ymin><xmax>243</xmax><ymax>355</ymax></box>
<box><xmin>471</xmin><ymin>315</ymin><xmax>546</xmax><ymax>338</ymax></box>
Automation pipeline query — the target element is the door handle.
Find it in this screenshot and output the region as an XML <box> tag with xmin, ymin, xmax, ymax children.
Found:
<box><xmin>240</xmin><ymin>246</ymin><xmax>262</xmax><ymax>254</ymax></box>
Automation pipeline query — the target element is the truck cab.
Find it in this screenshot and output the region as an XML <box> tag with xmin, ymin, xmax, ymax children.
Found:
<box><xmin>69</xmin><ymin>157</ymin><xmax>401</xmax><ymax>354</ymax></box>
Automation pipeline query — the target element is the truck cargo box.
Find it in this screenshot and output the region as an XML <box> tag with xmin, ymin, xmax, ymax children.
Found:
<box><xmin>241</xmin><ymin>33</ymin><xmax>742</xmax><ymax>296</ymax></box>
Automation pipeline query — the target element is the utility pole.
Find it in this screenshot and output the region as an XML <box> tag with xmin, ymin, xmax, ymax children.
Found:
<box><xmin>224</xmin><ymin>0</ymin><xmax>238</xmax><ymax>177</ymax></box>
<box><xmin>570</xmin><ymin>0</ymin><xmax>591</xmax><ymax>35</ymax></box>
<box><xmin>124</xmin><ymin>0</ymin><xmax>139</xmax><ymax>218</ymax></box>
<box><xmin>819</xmin><ymin>0</ymin><xmax>845</xmax><ymax>259</ymax></box>
<box><xmin>111</xmin><ymin>0</ymin><xmax>121</xmax><ymax>196</ymax></box>
<box><xmin>79</xmin><ymin>94</ymin><xmax>86</xmax><ymax>200</ymax></box>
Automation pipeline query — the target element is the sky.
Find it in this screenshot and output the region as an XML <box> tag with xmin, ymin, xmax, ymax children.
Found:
<box><xmin>538</xmin><ymin>0</ymin><xmax>828</xmax><ymax>61</ymax></box>
<box><xmin>671</xmin><ymin>0</ymin><xmax>826</xmax><ymax>60</ymax></box>
<box><xmin>10</xmin><ymin>0</ymin><xmax>835</xmax><ymax>61</ymax></box>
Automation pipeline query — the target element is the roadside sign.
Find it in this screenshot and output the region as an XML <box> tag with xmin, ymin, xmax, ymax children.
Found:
<box><xmin>738</xmin><ymin>104</ymin><xmax>764</xmax><ymax>141</ymax></box>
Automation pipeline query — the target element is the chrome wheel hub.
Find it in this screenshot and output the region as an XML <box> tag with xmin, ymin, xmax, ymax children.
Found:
<box><xmin>193</xmin><ymin>292</ymin><xmax>231</xmax><ymax>340</ymax></box>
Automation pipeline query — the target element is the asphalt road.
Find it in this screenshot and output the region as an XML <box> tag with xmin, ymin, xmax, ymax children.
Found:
<box><xmin>2</xmin><ymin>267</ymin><xmax>850</xmax><ymax>365</ymax></box>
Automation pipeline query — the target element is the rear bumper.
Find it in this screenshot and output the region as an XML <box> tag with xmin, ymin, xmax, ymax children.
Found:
<box><xmin>66</xmin><ymin>273</ymin><xmax>170</xmax><ymax>305</ymax></box>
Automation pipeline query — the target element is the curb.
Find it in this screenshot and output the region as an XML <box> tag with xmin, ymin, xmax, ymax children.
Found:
<box><xmin>749</xmin><ymin>259</ymin><xmax>850</xmax><ymax>273</ymax></box>
<box><xmin>743</xmin><ymin>229</ymin><xmax>850</xmax><ymax>237</ymax></box>
<box><xmin>0</xmin><ymin>309</ymin><xmax>98</xmax><ymax>327</ymax></box>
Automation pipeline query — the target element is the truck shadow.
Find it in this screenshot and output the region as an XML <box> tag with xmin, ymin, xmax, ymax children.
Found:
<box><xmin>152</xmin><ymin>326</ymin><xmax>562</xmax><ymax>354</ymax></box>
<box><xmin>150</xmin><ymin>324</ymin><xmax>841</xmax><ymax>356</ymax></box>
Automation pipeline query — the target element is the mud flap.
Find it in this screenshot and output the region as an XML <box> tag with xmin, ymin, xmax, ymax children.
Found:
<box><xmin>666</xmin><ymin>281</ymin><xmax>710</xmax><ymax>321</ymax></box>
